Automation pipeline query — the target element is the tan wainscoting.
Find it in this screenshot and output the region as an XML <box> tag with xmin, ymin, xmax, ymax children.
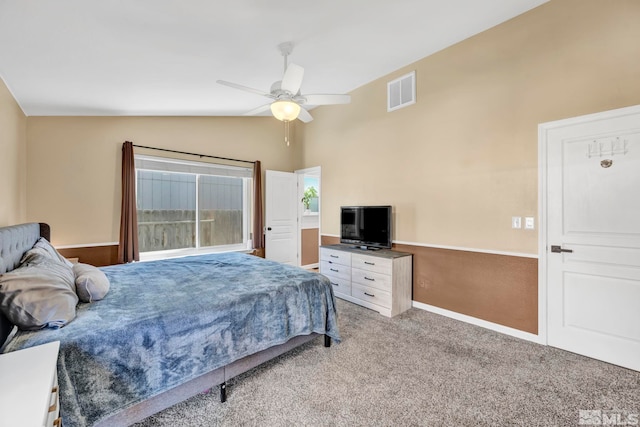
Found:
<box><xmin>301</xmin><ymin>228</ymin><xmax>319</xmax><ymax>266</ymax></box>
<box><xmin>251</xmin><ymin>248</ymin><xmax>265</xmax><ymax>258</ymax></box>
<box><xmin>58</xmin><ymin>245</ymin><xmax>120</xmax><ymax>267</ymax></box>
<box><xmin>320</xmin><ymin>235</ymin><xmax>538</xmax><ymax>334</ymax></box>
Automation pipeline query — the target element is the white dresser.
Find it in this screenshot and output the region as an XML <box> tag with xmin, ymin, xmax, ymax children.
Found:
<box><xmin>320</xmin><ymin>245</ymin><xmax>412</xmax><ymax>317</ymax></box>
<box><xmin>0</xmin><ymin>341</ymin><xmax>61</xmax><ymax>427</ymax></box>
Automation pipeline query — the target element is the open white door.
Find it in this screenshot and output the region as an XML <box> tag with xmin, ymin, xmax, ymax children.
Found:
<box><xmin>265</xmin><ymin>170</ymin><xmax>297</xmax><ymax>265</ymax></box>
<box><xmin>296</xmin><ymin>166</ymin><xmax>321</xmax><ymax>269</ymax></box>
<box><xmin>541</xmin><ymin>105</ymin><xmax>640</xmax><ymax>371</ymax></box>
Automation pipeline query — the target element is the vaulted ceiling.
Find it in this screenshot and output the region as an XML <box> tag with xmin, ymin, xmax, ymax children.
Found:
<box><xmin>0</xmin><ymin>0</ymin><xmax>548</xmax><ymax>116</ymax></box>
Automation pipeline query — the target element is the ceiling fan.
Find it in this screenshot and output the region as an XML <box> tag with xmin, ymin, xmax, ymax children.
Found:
<box><xmin>217</xmin><ymin>42</ymin><xmax>351</xmax><ymax>123</ymax></box>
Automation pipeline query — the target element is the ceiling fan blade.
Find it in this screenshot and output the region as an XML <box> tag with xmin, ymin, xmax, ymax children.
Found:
<box><xmin>281</xmin><ymin>63</ymin><xmax>304</xmax><ymax>95</ymax></box>
<box><xmin>297</xmin><ymin>107</ymin><xmax>313</xmax><ymax>123</ymax></box>
<box><xmin>302</xmin><ymin>94</ymin><xmax>351</xmax><ymax>105</ymax></box>
<box><xmin>217</xmin><ymin>80</ymin><xmax>272</xmax><ymax>98</ymax></box>
<box><xmin>243</xmin><ymin>103</ymin><xmax>272</xmax><ymax>116</ymax></box>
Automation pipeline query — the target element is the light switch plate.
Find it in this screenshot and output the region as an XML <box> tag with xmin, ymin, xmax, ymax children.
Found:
<box><xmin>525</xmin><ymin>216</ymin><xmax>535</xmax><ymax>230</ymax></box>
<box><xmin>512</xmin><ymin>216</ymin><xmax>522</xmax><ymax>229</ymax></box>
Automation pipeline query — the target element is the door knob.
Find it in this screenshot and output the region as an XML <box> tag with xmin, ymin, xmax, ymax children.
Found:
<box><xmin>550</xmin><ymin>245</ymin><xmax>573</xmax><ymax>253</ymax></box>
<box><xmin>267</xmin><ymin>227</ymin><xmax>272</xmax><ymax>231</ymax></box>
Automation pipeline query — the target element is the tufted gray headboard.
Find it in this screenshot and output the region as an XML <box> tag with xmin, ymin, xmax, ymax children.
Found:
<box><xmin>0</xmin><ymin>222</ymin><xmax>50</xmax><ymax>347</ymax></box>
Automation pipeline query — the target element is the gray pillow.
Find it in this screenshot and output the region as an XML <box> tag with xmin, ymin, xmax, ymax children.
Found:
<box><xmin>21</xmin><ymin>237</ymin><xmax>74</xmax><ymax>268</ymax></box>
<box><xmin>73</xmin><ymin>263</ymin><xmax>110</xmax><ymax>303</ymax></box>
<box><xmin>0</xmin><ymin>254</ymin><xmax>78</xmax><ymax>330</ymax></box>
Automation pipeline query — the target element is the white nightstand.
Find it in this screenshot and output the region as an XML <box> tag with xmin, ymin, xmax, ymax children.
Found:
<box><xmin>0</xmin><ymin>341</ymin><xmax>61</xmax><ymax>427</ymax></box>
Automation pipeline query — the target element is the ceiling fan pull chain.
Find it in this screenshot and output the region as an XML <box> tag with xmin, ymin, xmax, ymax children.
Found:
<box><xmin>284</xmin><ymin>120</ymin><xmax>290</xmax><ymax>146</ymax></box>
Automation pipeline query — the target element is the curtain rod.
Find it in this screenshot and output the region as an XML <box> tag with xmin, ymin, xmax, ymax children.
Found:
<box><xmin>132</xmin><ymin>144</ymin><xmax>255</xmax><ymax>165</ymax></box>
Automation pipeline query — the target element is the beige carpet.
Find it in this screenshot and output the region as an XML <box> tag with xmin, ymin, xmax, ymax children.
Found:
<box><xmin>134</xmin><ymin>299</ymin><xmax>640</xmax><ymax>426</ymax></box>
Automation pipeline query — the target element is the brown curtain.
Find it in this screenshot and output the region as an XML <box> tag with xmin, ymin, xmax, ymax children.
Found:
<box><xmin>118</xmin><ymin>141</ymin><xmax>139</xmax><ymax>263</ymax></box>
<box><xmin>252</xmin><ymin>161</ymin><xmax>264</xmax><ymax>253</ymax></box>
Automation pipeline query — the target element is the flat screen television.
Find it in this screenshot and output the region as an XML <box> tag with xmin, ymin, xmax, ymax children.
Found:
<box><xmin>340</xmin><ymin>205</ymin><xmax>392</xmax><ymax>249</ymax></box>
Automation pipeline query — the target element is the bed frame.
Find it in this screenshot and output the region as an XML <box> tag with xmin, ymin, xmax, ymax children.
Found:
<box><xmin>0</xmin><ymin>223</ymin><xmax>331</xmax><ymax>426</ymax></box>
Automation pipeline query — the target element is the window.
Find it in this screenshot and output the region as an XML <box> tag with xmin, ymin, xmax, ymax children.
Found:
<box><xmin>303</xmin><ymin>176</ymin><xmax>319</xmax><ymax>214</ymax></box>
<box><xmin>135</xmin><ymin>155</ymin><xmax>252</xmax><ymax>258</ymax></box>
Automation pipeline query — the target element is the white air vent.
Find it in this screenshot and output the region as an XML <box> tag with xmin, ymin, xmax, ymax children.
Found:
<box><xmin>387</xmin><ymin>71</ymin><xmax>416</xmax><ymax>112</ymax></box>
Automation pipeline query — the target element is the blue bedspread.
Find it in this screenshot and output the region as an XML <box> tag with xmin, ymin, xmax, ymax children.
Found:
<box><xmin>4</xmin><ymin>253</ymin><xmax>340</xmax><ymax>427</ymax></box>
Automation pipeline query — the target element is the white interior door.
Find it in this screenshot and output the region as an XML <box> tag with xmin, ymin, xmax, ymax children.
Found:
<box><xmin>296</xmin><ymin>166</ymin><xmax>321</xmax><ymax>268</ymax></box>
<box><xmin>265</xmin><ymin>170</ymin><xmax>297</xmax><ymax>265</ymax></box>
<box><xmin>542</xmin><ymin>105</ymin><xmax>640</xmax><ymax>371</ymax></box>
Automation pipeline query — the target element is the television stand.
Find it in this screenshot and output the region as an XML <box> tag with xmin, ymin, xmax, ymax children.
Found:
<box><xmin>355</xmin><ymin>245</ymin><xmax>381</xmax><ymax>251</ymax></box>
<box><xmin>320</xmin><ymin>244</ymin><xmax>413</xmax><ymax>317</ymax></box>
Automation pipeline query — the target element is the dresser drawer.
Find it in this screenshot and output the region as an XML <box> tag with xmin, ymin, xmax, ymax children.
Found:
<box><xmin>320</xmin><ymin>261</ymin><xmax>351</xmax><ymax>280</ymax></box>
<box><xmin>320</xmin><ymin>248</ymin><xmax>352</xmax><ymax>267</ymax></box>
<box><xmin>352</xmin><ymin>283</ymin><xmax>391</xmax><ymax>309</ymax></box>
<box><xmin>324</xmin><ymin>275</ymin><xmax>352</xmax><ymax>297</ymax></box>
<box><xmin>352</xmin><ymin>253</ymin><xmax>392</xmax><ymax>275</ymax></box>
<box><xmin>352</xmin><ymin>267</ymin><xmax>392</xmax><ymax>291</ymax></box>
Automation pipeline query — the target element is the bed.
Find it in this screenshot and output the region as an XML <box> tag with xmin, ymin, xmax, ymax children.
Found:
<box><xmin>0</xmin><ymin>223</ymin><xmax>340</xmax><ymax>427</ymax></box>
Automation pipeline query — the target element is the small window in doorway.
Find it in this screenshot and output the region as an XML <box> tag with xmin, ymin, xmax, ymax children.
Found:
<box><xmin>302</xmin><ymin>177</ymin><xmax>319</xmax><ymax>215</ymax></box>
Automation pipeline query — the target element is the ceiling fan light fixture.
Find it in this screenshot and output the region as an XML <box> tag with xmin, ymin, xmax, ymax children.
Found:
<box><xmin>270</xmin><ymin>100</ymin><xmax>300</xmax><ymax>121</ymax></box>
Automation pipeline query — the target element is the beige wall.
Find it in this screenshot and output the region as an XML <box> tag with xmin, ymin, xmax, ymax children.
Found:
<box><xmin>18</xmin><ymin>0</ymin><xmax>640</xmax><ymax>255</ymax></box>
<box><xmin>26</xmin><ymin>117</ymin><xmax>300</xmax><ymax>246</ymax></box>
<box><xmin>300</xmin><ymin>0</ymin><xmax>640</xmax><ymax>254</ymax></box>
<box><xmin>0</xmin><ymin>77</ymin><xmax>27</xmax><ymax>226</ymax></box>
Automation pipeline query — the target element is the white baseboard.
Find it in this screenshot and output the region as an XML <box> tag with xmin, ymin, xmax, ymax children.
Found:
<box><xmin>301</xmin><ymin>263</ymin><xmax>319</xmax><ymax>270</ymax></box>
<box><xmin>412</xmin><ymin>301</ymin><xmax>544</xmax><ymax>344</ymax></box>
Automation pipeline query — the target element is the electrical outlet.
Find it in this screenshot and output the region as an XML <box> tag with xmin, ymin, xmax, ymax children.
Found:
<box><xmin>525</xmin><ymin>217</ymin><xmax>535</xmax><ymax>230</ymax></box>
<box><xmin>511</xmin><ymin>216</ymin><xmax>522</xmax><ymax>229</ymax></box>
